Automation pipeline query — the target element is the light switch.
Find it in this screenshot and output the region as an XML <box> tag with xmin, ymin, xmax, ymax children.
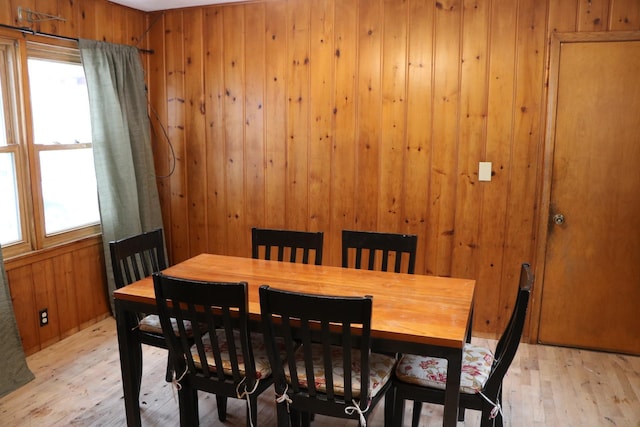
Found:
<box><xmin>479</xmin><ymin>162</ymin><xmax>492</xmax><ymax>182</ymax></box>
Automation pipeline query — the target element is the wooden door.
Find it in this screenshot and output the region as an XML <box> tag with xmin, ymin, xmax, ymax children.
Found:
<box><xmin>537</xmin><ymin>34</ymin><xmax>640</xmax><ymax>355</ymax></box>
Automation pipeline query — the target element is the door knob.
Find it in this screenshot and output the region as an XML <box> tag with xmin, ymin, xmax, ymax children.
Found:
<box><xmin>552</xmin><ymin>213</ymin><xmax>565</xmax><ymax>225</ymax></box>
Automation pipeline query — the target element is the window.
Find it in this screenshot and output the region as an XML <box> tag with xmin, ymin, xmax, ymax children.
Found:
<box><xmin>0</xmin><ymin>37</ymin><xmax>100</xmax><ymax>257</ymax></box>
<box><xmin>0</xmin><ymin>39</ymin><xmax>28</xmax><ymax>253</ymax></box>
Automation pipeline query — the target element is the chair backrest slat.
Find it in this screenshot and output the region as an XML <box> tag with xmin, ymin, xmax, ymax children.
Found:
<box><xmin>110</xmin><ymin>228</ymin><xmax>167</xmax><ymax>289</ymax></box>
<box><xmin>252</xmin><ymin>227</ymin><xmax>324</xmax><ymax>265</ymax></box>
<box><xmin>154</xmin><ymin>274</ymin><xmax>257</xmax><ymax>386</ymax></box>
<box><xmin>260</xmin><ymin>285</ymin><xmax>373</xmax><ymax>413</ymax></box>
<box><xmin>342</xmin><ymin>229</ymin><xmax>418</xmax><ymax>274</ymax></box>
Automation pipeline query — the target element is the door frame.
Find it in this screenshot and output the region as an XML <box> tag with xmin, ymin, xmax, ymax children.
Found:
<box><xmin>530</xmin><ymin>30</ymin><xmax>640</xmax><ymax>344</ymax></box>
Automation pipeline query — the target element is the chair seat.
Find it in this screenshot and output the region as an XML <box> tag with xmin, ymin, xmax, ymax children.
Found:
<box><xmin>138</xmin><ymin>314</ymin><xmax>200</xmax><ymax>336</ymax></box>
<box><xmin>395</xmin><ymin>343</ymin><xmax>494</xmax><ymax>394</ymax></box>
<box><xmin>286</xmin><ymin>343</ymin><xmax>396</xmax><ymax>398</ymax></box>
<box><xmin>190</xmin><ymin>330</ymin><xmax>274</xmax><ymax>380</ymax></box>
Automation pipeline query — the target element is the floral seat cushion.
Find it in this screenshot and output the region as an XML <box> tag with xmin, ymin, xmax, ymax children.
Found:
<box><xmin>138</xmin><ymin>314</ymin><xmax>198</xmax><ymax>337</ymax></box>
<box><xmin>285</xmin><ymin>343</ymin><xmax>396</xmax><ymax>399</ymax></box>
<box><xmin>395</xmin><ymin>343</ymin><xmax>494</xmax><ymax>394</ymax></box>
<box><xmin>190</xmin><ymin>330</ymin><xmax>274</xmax><ymax>380</ymax></box>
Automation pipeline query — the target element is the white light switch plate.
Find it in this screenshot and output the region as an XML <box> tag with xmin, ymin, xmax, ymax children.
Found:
<box><xmin>479</xmin><ymin>162</ymin><xmax>492</xmax><ymax>182</ymax></box>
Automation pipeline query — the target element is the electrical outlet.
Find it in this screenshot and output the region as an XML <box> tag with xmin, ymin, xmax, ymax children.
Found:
<box><xmin>39</xmin><ymin>308</ymin><xmax>49</xmax><ymax>326</ymax></box>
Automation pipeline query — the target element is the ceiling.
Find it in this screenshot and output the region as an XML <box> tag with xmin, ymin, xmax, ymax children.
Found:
<box><xmin>110</xmin><ymin>0</ymin><xmax>246</xmax><ymax>12</ymax></box>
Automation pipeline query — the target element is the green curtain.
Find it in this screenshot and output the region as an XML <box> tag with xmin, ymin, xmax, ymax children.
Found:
<box><xmin>78</xmin><ymin>40</ymin><xmax>164</xmax><ymax>314</ymax></box>
<box><xmin>0</xmin><ymin>245</ymin><xmax>34</xmax><ymax>397</ymax></box>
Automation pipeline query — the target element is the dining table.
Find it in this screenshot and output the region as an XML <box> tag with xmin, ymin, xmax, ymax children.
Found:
<box><xmin>113</xmin><ymin>253</ymin><xmax>475</xmax><ymax>427</ymax></box>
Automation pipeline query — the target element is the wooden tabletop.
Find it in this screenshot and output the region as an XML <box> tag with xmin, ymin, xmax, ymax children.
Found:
<box><xmin>114</xmin><ymin>253</ymin><xmax>475</xmax><ymax>349</ymax></box>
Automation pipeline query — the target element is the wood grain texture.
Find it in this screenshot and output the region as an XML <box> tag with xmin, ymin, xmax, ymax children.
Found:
<box><xmin>115</xmin><ymin>253</ymin><xmax>476</xmax><ymax>348</ymax></box>
<box><xmin>141</xmin><ymin>0</ymin><xmax>640</xmax><ymax>338</ymax></box>
<box><xmin>5</xmin><ymin>237</ymin><xmax>110</xmax><ymax>355</ymax></box>
<box><xmin>2</xmin><ymin>0</ymin><xmax>640</xmax><ymax>346</ymax></box>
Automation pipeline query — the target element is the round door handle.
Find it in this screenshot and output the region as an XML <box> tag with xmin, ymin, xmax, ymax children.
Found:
<box><xmin>552</xmin><ymin>213</ymin><xmax>565</xmax><ymax>225</ymax></box>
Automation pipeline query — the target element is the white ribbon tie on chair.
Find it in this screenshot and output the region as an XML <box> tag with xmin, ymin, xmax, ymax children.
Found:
<box><xmin>345</xmin><ymin>398</ymin><xmax>371</xmax><ymax>426</ymax></box>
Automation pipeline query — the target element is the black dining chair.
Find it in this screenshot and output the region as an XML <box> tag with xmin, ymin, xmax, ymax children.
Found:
<box><xmin>153</xmin><ymin>273</ymin><xmax>274</xmax><ymax>427</ymax></box>
<box><xmin>341</xmin><ymin>229</ymin><xmax>418</xmax><ymax>274</ymax></box>
<box><xmin>251</xmin><ymin>227</ymin><xmax>324</xmax><ymax>265</ymax></box>
<box><xmin>109</xmin><ymin>228</ymin><xmax>173</xmax><ymax>383</ymax></box>
<box><xmin>388</xmin><ymin>263</ymin><xmax>534</xmax><ymax>427</ymax></box>
<box><xmin>259</xmin><ymin>285</ymin><xmax>396</xmax><ymax>427</ymax></box>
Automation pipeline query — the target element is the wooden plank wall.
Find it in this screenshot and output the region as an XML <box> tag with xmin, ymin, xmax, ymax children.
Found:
<box><xmin>5</xmin><ymin>237</ymin><xmax>109</xmax><ymax>355</ymax></box>
<box><xmin>0</xmin><ymin>0</ymin><xmax>147</xmax><ymax>355</ymax></box>
<box><xmin>1</xmin><ymin>0</ymin><xmax>638</xmax><ymax>353</ymax></box>
<box><xmin>146</xmin><ymin>0</ymin><xmax>640</xmax><ymax>337</ymax></box>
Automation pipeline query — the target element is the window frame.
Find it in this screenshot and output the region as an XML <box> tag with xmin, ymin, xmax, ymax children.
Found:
<box><xmin>0</xmin><ymin>32</ymin><xmax>100</xmax><ymax>258</ymax></box>
<box><xmin>0</xmin><ymin>37</ymin><xmax>32</xmax><ymax>257</ymax></box>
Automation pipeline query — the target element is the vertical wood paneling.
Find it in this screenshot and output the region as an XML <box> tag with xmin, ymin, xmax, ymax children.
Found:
<box><xmin>475</xmin><ymin>0</ymin><xmax>518</xmax><ymax>333</ymax></box>
<box><xmin>328</xmin><ymin>0</ymin><xmax>357</xmax><ymax>265</ymax></box>
<box><xmin>54</xmin><ymin>252</ymin><xmax>78</xmax><ymax>337</ymax></box>
<box><xmin>308</xmin><ymin>0</ymin><xmax>334</xmax><ymax>238</ymax></box>
<box><xmin>165</xmin><ymin>11</ymin><xmax>189</xmax><ymax>262</ymax></box>
<box><xmin>184</xmin><ymin>9</ymin><xmax>208</xmax><ymax>256</ymax></box>
<box><xmin>548</xmin><ymin>0</ymin><xmax>579</xmax><ymax>33</ymax></box>
<box><xmin>404</xmin><ymin>0</ymin><xmax>434</xmax><ymax>274</ymax></box>
<box><xmin>244</xmin><ymin>3</ymin><xmax>267</xmax><ymax>241</ymax></box>
<box><xmin>286</xmin><ymin>0</ymin><xmax>311</xmax><ymax>230</ymax></box>
<box><xmin>147</xmin><ymin>12</ymin><xmax>172</xmax><ymax>257</ymax></box>
<box><xmin>0</xmin><ymin>1</ymin><xmax>12</xmax><ymax>24</ymax></box>
<box><xmin>73</xmin><ymin>246</ymin><xmax>100</xmax><ymax>326</ymax></box>
<box><xmin>77</xmin><ymin>0</ymin><xmax>97</xmax><ymax>41</ymax></box>
<box><xmin>498</xmin><ymin>0</ymin><xmax>547</xmax><ymax>335</ymax></box>
<box><xmin>58</xmin><ymin>0</ymin><xmax>77</xmax><ymax>39</ymax></box>
<box><xmin>110</xmin><ymin>4</ymin><xmax>127</xmax><ymax>44</ymax></box>
<box><xmin>610</xmin><ymin>0</ymin><xmax>640</xmax><ymax>30</ymax></box>
<box><xmin>141</xmin><ymin>0</ymin><xmax>640</xmax><ymax>337</ymax></box>
<box><xmin>223</xmin><ymin>6</ymin><xmax>247</xmax><ymax>256</ymax></box>
<box><xmin>34</xmin><ymin>0</ymin><xmax>59</xmax><ymax>34</ymax></box>
<box><xmin>3</xmin><ymin>0</ymin><xmax>637</xmax><ymax>343</ymax></box>
<box><xmin>5</xmin><ymin>238</ymin><xmax>110</xmax><ymax>355</ymax></box>
<box><xmin>578</xmin><ymin>0</ymin><xmax>609</xmax><ymax>31</ymax></box>
<box><xmin>32</xmin><ymin>259</ymin><xmax>60</xmax><ymax>347</ymax></box>
<box><xmin>7</xmin><ymin>266</ymin><xmax>38</xmax><ymax>354</ymax></box>
<box><xmin>355</xmin><ymin>0</ymin><xmax>382</xmax><ymax>231</ymax></box>
<box><xmin>429</xmin><ymin>0</ymin><xmax>461</xmax><ymax>277</ymax></box>
<box><xmin>93</xmin><ymin>0</ymin><xmax>112</xmax><ymax>41</ymax></box>
<box><xmin>264</xmin><ymin>1</ymin><xmax>287</xmax><ymax>228</ymax></box>
<box><xmin>204</xmin><ymin>6</ymin><xmax>227</xmax><ymax>256</ymax></box>
<box><xmin>378</xmin><ymin>0</ymin><xmax>407</xmax><ymax>234</ymax></box>
<box><xmin>451</xmin><ymin>0</ymin><xmax>490</xmax><ymax>281</ymax></box>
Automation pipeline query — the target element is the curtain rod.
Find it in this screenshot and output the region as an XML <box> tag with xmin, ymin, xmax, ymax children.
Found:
<box><xmin>0</xmin><ymin>23</ymin><xmax>154</xmax><ymax>54</ymax></box>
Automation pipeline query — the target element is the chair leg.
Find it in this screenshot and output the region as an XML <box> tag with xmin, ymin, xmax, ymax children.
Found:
<box><xmin>164</xmin><ymin>352</ymin><xmax>173</xmax><ymax>383</ymax></box>
<box><xmin>134</xmin><ymin>344</ymin><xmax>143</xmax><ymax>396</ymax></box>
<box><xmin>458</xmin><ymin>407</ymin><xmax>466</xmax><ymax>422</ymax></box>
<box><xmin>393</xmin><ymin>390</ymin><xmax>406</xmax><ymax>426</ymax></box>
<box><xmin>411</xmin><ymin>401</ymin><xmax>422</xmax><ymax>427</ymax></box>
<box><xmin>301</xmin><ymin>411</ymin><xmax>311</xmax><ymax>427</ymax></box>
<box><xmin>216</xmin><ymin>396</ymin><xmax>228</xmax><ymax>421</ymax></box>
<box><xmin>290</xmin><ymin>409</ymin><xmax>302</xmax><ymax>427</ymax></box>
<box><xmin>177</xmin><ymin>383</ymin><xmax>199</xmax><ymax>427</ymax></box>
<box><xmin>384</xmin><ymin>388</ymin><xmax>394</xmax><ymax>427</ymax></box>
<box><xmin>480</xmin><ymin>401</ymin><xmax>501</xmax><ymax>427</ymax></box>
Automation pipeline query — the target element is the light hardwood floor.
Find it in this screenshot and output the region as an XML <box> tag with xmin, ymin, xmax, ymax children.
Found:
<box><xmin>0</xmin><ymin>317</ymin><xmax>638</xmax><ymax>426</ymax></box>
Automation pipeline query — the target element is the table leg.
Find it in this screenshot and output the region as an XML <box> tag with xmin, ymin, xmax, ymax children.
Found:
<box><xmin>442</xmin><ymin>349</ymin><xmax>463</xmax><ymax>427</ymax></box>
<box><xmin>115</xmin><ymin>300</ymin><xmax>142</xmax><ymax>427</ymax></box>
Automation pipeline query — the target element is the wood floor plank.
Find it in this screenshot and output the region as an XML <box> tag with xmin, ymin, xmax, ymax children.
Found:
<box><xmin>0</xmin><ymin>317</ymin><xmax>638</xmax><ymax>426</ymax></box>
